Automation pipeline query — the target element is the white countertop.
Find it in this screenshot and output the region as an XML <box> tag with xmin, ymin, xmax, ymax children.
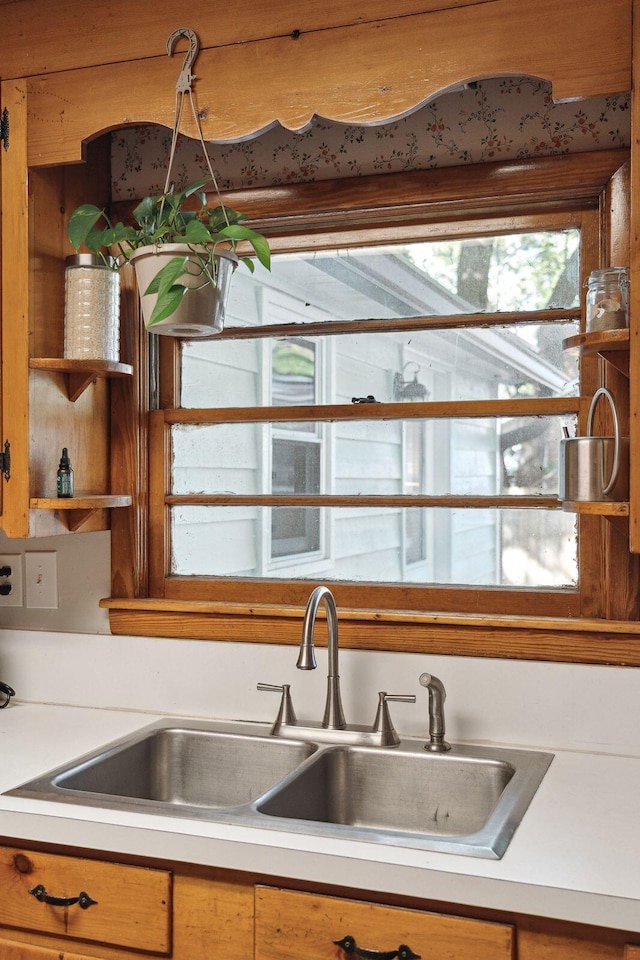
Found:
<box><xmin>1</xmin><ymin>700</ymin><xmax>639</xmax><ymax>934</ymax></box>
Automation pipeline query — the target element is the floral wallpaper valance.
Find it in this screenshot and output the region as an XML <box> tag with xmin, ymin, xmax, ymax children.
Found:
<box><xmin>111</xmin><ymin>77</ymin><xmax>630</xmax><ymax>200</ymax></box>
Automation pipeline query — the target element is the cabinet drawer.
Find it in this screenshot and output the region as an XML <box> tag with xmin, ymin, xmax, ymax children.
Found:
<box><xmin>0</xmin><ymin>846</ymin><xmax>171</xmax><ymax>954</ymax></box>
<box><xmin>0</xmin><ymin>939</ymin><xmax>99</xmax><ymax>959</ymax></box>
<box><xmin>255</xmin><ymin>887</ymin><xmax>513</xmax><ymax>960</ymax></box>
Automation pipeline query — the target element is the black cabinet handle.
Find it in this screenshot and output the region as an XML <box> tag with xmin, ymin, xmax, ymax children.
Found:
<box><xmin>29</xmin><ymin>884</ymin><xmax>97</xmax><ymax>909</ymax></box>
<box><xmin>335</xmin><ymin>935</ymin><xmax>420</xmax><ymax>960</ymax></box>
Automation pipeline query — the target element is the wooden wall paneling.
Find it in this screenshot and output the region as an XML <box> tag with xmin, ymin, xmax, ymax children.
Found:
<box><xmin>605</xmin><ymin>157</ymin><xmax>631</xmax><ymax>268</ymax></box>
<box><xmin>599</xmin><ymin>351</ymin><xmax>638</xmax><ymax>618</ymax></box>
<box><xmin>25</xmin><ymin>138</ymin><xmax>112</xmax><ymax>537</ymax></box>
<box><xmin>28</xmin><ymin>167</ymin><xmax>64</xmax><ymax>361</ymax></box>
<box><xmin>110</xmin><ymin>263</ymin><xmax>149</xmax><ymax>599</ymax></box>
<box><xmin>147</xmin><ymin>411</ymin><xmax>172</xmax><ymax>597</ymax></box>
<box><xmin>24</xmin><ymin>0</ymin><xmax>631</xmax><ymax>168</ymax></box>
<box><xmin>0</xmin><ymin>0</ymin><xmax>478</xmax><ymax>80</ymax></box>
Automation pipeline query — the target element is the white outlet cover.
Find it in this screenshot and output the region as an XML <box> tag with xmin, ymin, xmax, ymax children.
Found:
<box><xmin>0</xmin><ymin>554</ymin><xmax>23</xmax><ymax>607</ymax></box>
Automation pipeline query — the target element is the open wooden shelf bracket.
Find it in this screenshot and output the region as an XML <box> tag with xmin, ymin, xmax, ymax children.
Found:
<box><xmin>29</xmin><ymin>358</ymin><xmax>134</xmax><ymax>402</ymax></box>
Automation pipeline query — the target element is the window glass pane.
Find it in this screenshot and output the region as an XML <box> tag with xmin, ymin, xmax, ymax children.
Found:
<box><xmin>181</xmin><ymin>323</ymin><xmax>579</xmax><ymax>408</ymax></box>
<box><xmin>171</xmin><ymin>417</ymin><xmax>573</xmax><ymax>498</ymax></box>
<box><xmin>271</xmin><ymin>339</ymin><xmax>316</xmax><ymax>405</ymax></box>
<box><xmin>218</xmin><ymin>231</ymin><xmax>580</xmax><ymax>327</ymax></box>
<box><xmin>173</xmin><ymin>224</ymin><xmax>582</xmax><ymax>597</ymax></box>
<box><xmin>170</xmin><ymin>506</ymin><xmax>577</xmax><ymax>587</ymax></box>
<box><xmin>271</xmin><ymin>435</ymin><xmax>321</xmax><ymax>557</ymax></box>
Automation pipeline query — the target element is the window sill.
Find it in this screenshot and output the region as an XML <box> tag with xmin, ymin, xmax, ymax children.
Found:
<box><xmin>100</xmin><ymin>598</ymin><xmax>640</xmax><ymax>666</ymax></box>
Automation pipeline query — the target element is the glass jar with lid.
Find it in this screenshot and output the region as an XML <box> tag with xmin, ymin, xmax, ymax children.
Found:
<box><xmin>585</xmin><ymin>267</ymin><xmax>629</xmax><ymax>333</ymax></box>
<box><xmin>64</xmin><ymin>254</ymin><xmax>120</xmax><ymax>361</ymax></box>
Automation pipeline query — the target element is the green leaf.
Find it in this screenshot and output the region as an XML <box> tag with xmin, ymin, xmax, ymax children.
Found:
<box><xmin>132</xmin><ymin>195</ymin><xmax>157</xmax><ymax>227</ymax></box>
<box><xmin>183</xmin><ymin>179</ymin><xmax>211</xmax><ymax>198</ymax></box>
<box><xmin>67</xmin><ymin>205</ymin><xmax>106</xmax><ymax>251</ymax></box>
<box><xmin>146</xmin><ymin>284</ymin><xmax>188</xmax><ymax>327</ymax></box>
<box><xmin>184</xmin><ymin>219</ymin><xmax>214</xmax><ymax>245</ymax></box>
<box><xmin>220</xmin><ymin>225</ymin><xmax>271</xmax><ymax>269</ymax></box>
<box><xmin>84</xmin><ymin>226</ymin><xmax>107</xmax><ymax>254</ymax></box>
<box><xmin>246</xmin><ymin>232</ymin><xmax>271</xmax><ymax>270</ymax></box>
<box><xmin>208</xmin><ymin>205</ymin><xmax>247</xmax><ymax>232</ymax></box>
<box><xmin>143</xmin><ymin>256</ymin><xmax>189</xmax><ymax>296</ymax></box>
<box><xmin>102</xmin><ymin>223</ymin><xmax>137</xmax><ymax>247</ymax></box>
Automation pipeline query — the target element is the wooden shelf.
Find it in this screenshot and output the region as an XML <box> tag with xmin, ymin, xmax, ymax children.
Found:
<box><xmin>30</xmin><ymin>494</ymin><xmax>133</xmax><ymax>531</ymax></box>
<box><xmin>562</xmin><ymin>329</ymin><xmax>629</xmax><ymax>376</ymax></box>
<box><xmin>561</xmin><ymin>499</ymin><xmax>629</xmax><ymax>516</ymax></box>
<box><xmin>29</xmin><ymin>358</ymin><xmax>134</xmax><ymax>401</ymax></box>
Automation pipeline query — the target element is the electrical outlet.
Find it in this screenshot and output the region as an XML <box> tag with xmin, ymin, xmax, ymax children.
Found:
<box><xmin>25</xmin><ymin>552</ymin><xmax>58</xmax><ymax>609</ymax></box>
<box><xmin>0</xmin><ymin>554</ymin><xmax>24</xmax><ymax>607</ymax></box>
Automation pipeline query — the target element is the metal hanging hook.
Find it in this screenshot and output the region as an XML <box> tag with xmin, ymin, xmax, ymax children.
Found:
<box><xmin>166</xmin><ymin>27</ymin><xmax>200</xmax><ymax>93</ymax></box>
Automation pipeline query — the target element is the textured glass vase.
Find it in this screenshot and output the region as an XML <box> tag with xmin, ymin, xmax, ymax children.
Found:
<box><xmin>64</xmin><ymin>254</ymin><xmax>120</xmax><ymax>361</ymax></box>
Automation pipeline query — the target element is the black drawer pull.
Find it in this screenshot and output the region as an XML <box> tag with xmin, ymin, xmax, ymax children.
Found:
<box><xmin>29</xmin><ymin>884</ymin><xmax>98</xmax><ymax>910</ymax></box>
<box><xmin>335</xmin><ymin>935</ymin><xmax>420</xmax><ymax>960</ymax></box>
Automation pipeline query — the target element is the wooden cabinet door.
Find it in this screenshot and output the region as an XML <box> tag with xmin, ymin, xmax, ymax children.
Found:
<box><xmin>0</xmin><ymin>79</ymin><xmax>29</xmax><ymax>535</ymax></box>
<box><xmin>255</xmin><ymin>887</ymin><xmax>514</xmax><ymax>960</ymax></box>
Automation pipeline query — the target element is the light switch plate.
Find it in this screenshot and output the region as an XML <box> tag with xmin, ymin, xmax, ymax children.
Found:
<box><xmin>25</xmin><ymin>552</ymin><xmax>58</xmax><ymax>609</ymax></box>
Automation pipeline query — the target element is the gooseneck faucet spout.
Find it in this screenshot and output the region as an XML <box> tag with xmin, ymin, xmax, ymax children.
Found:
<box><xmin>298</xmin><ymin>586</ymin><xmax>346</xmax><ymax>730</ymax></box>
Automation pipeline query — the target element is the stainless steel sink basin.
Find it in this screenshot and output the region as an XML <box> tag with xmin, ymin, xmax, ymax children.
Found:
<box><xmin>255</xmin><ymin>740</ymin><xmax>552</xmax><ymax>857</ymax></box>
<box><xmin>7</xmin><ymin>718</ymin><xmax>552</xmax><ymax>859</ymax></box>
<box><xmin>58</xmin><ymin>726</ymin><xmax>316</xmax><ymax>807</ymax></box>
<box><xmin>9</xmin><ymin>719</ymin><xmax>316</xmax><ymax>812</ymax></box>
<box><xmin>257</xmin><ymin>744</ymin><xmax>513</xmax><ymax>836</ymax></box>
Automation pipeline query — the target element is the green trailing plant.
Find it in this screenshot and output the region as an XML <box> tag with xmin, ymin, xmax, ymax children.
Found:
<box><xmin>67</xmin><ymin>179</ymin><xmax>271</xmax><ymax>327</ymax></box>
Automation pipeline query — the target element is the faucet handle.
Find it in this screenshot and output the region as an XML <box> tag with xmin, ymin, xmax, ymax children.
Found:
<box><xmin>372</xmin><ymin>692</ymin><xmax>416</xmax><ymax>747</ymax></box>
<box><xmin>257</xmin><ymin>683</ymin><xmax>297</xmax><ymax>728</ymax></box>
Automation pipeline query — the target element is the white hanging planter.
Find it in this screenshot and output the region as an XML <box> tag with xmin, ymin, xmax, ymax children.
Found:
<box><xmin>129</xmin><ymin>244</ymin><xmax>238</xmax><ymax>338</ymax></box>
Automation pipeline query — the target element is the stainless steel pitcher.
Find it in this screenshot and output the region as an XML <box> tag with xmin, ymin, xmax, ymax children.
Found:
<box><xmin>559</xmin><ymin>387</ymin><xmax>629</xmax><ymax>502</ymax></box>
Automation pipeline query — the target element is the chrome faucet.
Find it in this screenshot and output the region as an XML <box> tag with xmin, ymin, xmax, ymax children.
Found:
<box><xmin>297</xmin><ymin>585</ymin><xmax>346</xmax><ymax>730</ymax></box>
<box><xmin>419</xmin><ymin>672</ymin><xmax>451</xmax><ymax>752</ymax></box>
<box><xmin>258</xmin><ymin>585</ymin><xmax>416</xmax><ymax>746</ymax></box>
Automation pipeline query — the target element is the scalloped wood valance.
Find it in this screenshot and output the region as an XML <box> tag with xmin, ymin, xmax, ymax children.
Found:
<box><xmin>19</xmin><ymin>0</ymin><xmax>631</xmax><ymax>167</ymax></box>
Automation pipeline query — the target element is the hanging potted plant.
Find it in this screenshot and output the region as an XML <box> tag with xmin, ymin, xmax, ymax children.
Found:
<box><xmin>67</xmin><ymin>179</ymin><xmax>270</xmax><ymax>337</ymax></box>
<box><xmin>67</xmin><ymin>27</ymin><xmax>271</xmax><ymax>338</ymax></box>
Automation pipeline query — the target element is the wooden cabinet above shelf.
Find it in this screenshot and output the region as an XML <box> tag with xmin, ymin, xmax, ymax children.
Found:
<box><xmin>29</xmin><ymin>358</ymin><xmax>134</xmax><ymax>402</ymax></box>
<box><xmin>562</xmin><ymin>329</ymin><xmax>629</xmax><ymax>376</ymax></box>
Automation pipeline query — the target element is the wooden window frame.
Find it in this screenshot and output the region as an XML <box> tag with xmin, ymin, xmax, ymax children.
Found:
<box><xmin>105</xmin><ymin>148</ymin><xmax>640</xmax><ymax>664</ymax></box>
